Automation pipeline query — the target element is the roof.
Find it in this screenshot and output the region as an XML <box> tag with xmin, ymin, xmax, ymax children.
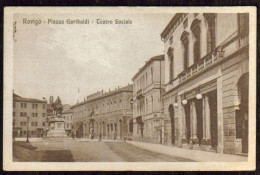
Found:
<box><xmin>132</xmin><ymin>55</ymin><xmax>164</xmax><ymax>81</ymax></box>
<box><xmin>62</xmin><ymin>109</ymin><xmax>73</xmax><ymax>114</ymax></box>
<box><xmin>71</xmin><ymin>84</ymin><xmax>133</xmax><ymax>109</ymax></box>
<box><xmin>160</xmin><ymin>13</ymin><xmax>185</xmax><ymax>40</ymax></box>
<box><xmin>13</xmin><ymin>93</ymin><xmax>47</xmax><ymax>103</ymax></box>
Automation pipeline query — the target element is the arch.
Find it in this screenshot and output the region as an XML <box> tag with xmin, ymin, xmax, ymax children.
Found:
<box><xmin>180</xmin><ymin>31</ymin><xmax>189</xmax><ymax>41</ymax></box>
<box><xmin>168</xmin><ymin>104</ymin><xmax>175</xmax><ymax>145</ymax></box>
<box><xmin>190</xmin><ymin>18</ymin><xmax>201</xmax><ymax>32</ymax></box>
<box><xmin>236</xmin><ymin>73</ymin><xmax>249</xmax><ymax>153</ymax></box>
<box><xmin>167</xmin><ymin>47</ymin><xmax>174</xmax><ymax>56</ymax></box>
<box><xmin>129</xmin><ymin>119</ymin><xmax>133</xmax><ymax>133</ymax></box>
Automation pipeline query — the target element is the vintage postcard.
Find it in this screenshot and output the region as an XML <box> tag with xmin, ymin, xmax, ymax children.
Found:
<box><xmin>3</xmin><ymin>7</ymin><xmax>256</xmax><ymax>171</ymax></box>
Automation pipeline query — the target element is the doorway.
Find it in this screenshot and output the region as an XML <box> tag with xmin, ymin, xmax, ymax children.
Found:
<box><xmin>208</xmin><ymin>90</ymin><xmax>218</xmax><ymax>149</ymax></box>
<box><xmin>169</xmin><ymin>105</ymin><xmax>175</xmax><ymax>145</ymax></box>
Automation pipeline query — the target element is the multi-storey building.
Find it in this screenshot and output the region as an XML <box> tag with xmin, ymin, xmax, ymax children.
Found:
<box><xmin>13</xmin><ymin>92</ymin><xmax>48</xmax><ymax>138</ymax></box>
<box><xmin>62</xmin><ymin>108</ymin><xmax>73</xmax><ymax>136</ymax></box>
<box><xmin>132</xmin><ymin>55</ymin><xmax>165</xmax><ymax>143</ymax></box>
<box><xmin>161</xmin><ymin>13</ymin><xmax>249</xmax><ymax>154</ymax></box>
<box><xmin>71</xmin><ymin>84</ymin><xmax>133</xmax><ymax>140</ymax></box>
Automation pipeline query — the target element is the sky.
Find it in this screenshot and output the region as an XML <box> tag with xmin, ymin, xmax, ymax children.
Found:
<box><xmin>14</xmin><ymin>13</ymin><xmax>173</xmax><ymax>105</ymax></box>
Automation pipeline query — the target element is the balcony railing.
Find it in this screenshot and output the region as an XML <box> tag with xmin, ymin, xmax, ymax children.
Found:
<box><xmin>136</xmin><ymin>89</ymin><xmax>144</xmax><ymax>99</ymax></box>
<box><xmin>178</xmin><ymin>33</ymin><xmax>248</xmax><ymax>84</ymax></box>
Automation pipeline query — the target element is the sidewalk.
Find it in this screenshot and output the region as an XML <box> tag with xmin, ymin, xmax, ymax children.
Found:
<box><xmin>76</xmin><ymin>138</ymin><xmax>123</xmax><ymax>142</ymax></box>
<box><xmin>126</xmin><ymin>141</ymin><xmax>248</xmax><ymax>162</ymax></box>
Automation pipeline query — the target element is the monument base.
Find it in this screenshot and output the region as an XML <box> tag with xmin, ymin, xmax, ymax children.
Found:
<box><xmin>46</xmin><ymin>115</ymin><xmax>67</xmax><ymax>138</ymax></box>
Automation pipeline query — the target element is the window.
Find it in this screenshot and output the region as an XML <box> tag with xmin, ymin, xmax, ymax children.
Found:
<box><xmin>43</xmin><ymin>122</ymin><xmax>45</xmax><ymax>126</ymax></box>
<box><xmin>13</xmin><ymin>102</ymin><xmax>16</xmax><ymax>108</ymax></box>
<box><xmin>43</xmin><ymin>104</ymin><xmax>46</xmax><ymax>109</ymax></box>
<box><xmin>42</xmin><ymin>113</ymin><xmax>45</xmax><ymax>117</ymax></box>
<box><xmin>24</xmin><ymin>103</ymin><xmax>27</xmax><ymax>108</ymax></box>
<box><xmin>180</xmin><ymin>31</ymin><xmax>190</xmax><ymax>70</ymax></box>
<box><xmin>169</xmin><ymin>36</ymin><xmax>173</xmax><ymax>44</ymax></box>
<box><xmin>20</xmin><ymin>112</ymin><xmax>27</xmax><ymax>117</ymax></box>
<box><xmin>191</xmin><ymin>19</ymin><xmax>201</xmax><ymax>63</ymax></box>
<box><xmin>168</xmin><ymin>48</ymin><xmax>174</xmax><ymax>81</ymax></box>
<box><xmin>13</xmin><ymin>112</ymin><xmax>15</xmax><ymax>117</ymax></box>
<box><xmin>204</xmin><ymin>13</ymin><xmax>216</xmax><ymax>53</ymax></box>
<box><xmin>13</xmin><ymin>120</ymin><xmax>15</xmax><ymax>126</ymax></box>
<box><xmin>238</xmin><ymin>13</ymin><xmax>249</xmax><ymax>35</ymax></box>
<box><xmin>151</xmin><ymin>95</ymin><xmax>153</xmax><ymax>112</ymax></box>
<box><xmin>183</xmin><ymin>18</ymin><xmax>188</xmax><ymax>29</ymax></box>
<box><xmin>32</xmin><ymin>113</ymin><xmax>34</xmax><ymax>117</ymax></box>
<box><xmin>35</xmin><ymin>113</ymin><xmax>38</xmax><ymax>117</ymax></box>
<box><xmin>21</xmin><ymin>103</ymin><xmax>23</xmax><ymax>108</ymax></box>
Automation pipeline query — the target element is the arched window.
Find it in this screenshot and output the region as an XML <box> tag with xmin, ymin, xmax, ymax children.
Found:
<box><xmin>204</xmin><ymin>13</ymin><xmax>216</xmax><ymax>53</ymax></box>
<box><xmin>168</xmin><ymin>47</ymin><xmax>174</xmax><ymax>81</ymax></box>
<box><xmin>180</xmin><ymin>31</ymin><xmax>190</xmax><ymax>70</ymax></box>
<box><xmin>191</xmin><ymin>19</ymin><xmax>201</xmax><ymax>63</ymax></box>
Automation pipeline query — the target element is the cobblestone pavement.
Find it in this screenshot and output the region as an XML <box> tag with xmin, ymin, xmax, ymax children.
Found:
<box><xmin>14</xmin><ymin>139</ymin><xmax>193</xmax><ymax>162</ymax></box>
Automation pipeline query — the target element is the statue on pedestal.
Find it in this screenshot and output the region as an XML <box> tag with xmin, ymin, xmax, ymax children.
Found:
<box><xmin>46</xmin><ymin>96</ymin><xmax>67</xmax><ymax>138</ymax></box>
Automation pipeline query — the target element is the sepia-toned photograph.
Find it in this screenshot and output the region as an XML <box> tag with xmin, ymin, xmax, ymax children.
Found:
<box><xmin>3</xmin><ymin>7</ymin><xmax>256</xmax><ymax>171</ymax></box>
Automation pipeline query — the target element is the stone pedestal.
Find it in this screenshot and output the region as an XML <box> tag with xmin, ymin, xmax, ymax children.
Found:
<box><xmin>47</xmin><ymin>115</ymin><xmax>67</xmax><ymax>138</ymax></box>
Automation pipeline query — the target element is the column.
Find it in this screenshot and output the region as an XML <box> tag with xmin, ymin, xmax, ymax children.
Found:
<box><xmin>217</xmin><ymin>76</ymin><xmax>224</xmax><ymax>153</ymax></box>
<box><xmin>189</xmin><ymin>101</ymin><xmax>193</xmax><ymax>144</ymax></box>
<box><xmin>181</xmin><ymin>104</ymin><xmax>188</xmax><ymax>145</ymax></box>
<box><xmin>191</xmin><ymin>100</ymin><xmax>199</xmax><ymax>147</ymax></box>
<box><xmin>205</xmin><ymin>95</ymin><xmax>211</xmax><ymax>144</ymax></box>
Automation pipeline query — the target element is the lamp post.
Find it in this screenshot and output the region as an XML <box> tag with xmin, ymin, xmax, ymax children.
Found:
<box><xmin>26</xmin><ymin>115</ymin><xmax>30</xmax><ymax>142</ymax></box>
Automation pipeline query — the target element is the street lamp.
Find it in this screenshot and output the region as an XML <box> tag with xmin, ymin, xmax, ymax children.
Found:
<box><xmin>26</xmin><ymin>115</ymin><xmax>30</xmax><ymax>142</ymax></box>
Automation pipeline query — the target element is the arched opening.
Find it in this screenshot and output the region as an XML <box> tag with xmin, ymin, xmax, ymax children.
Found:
<box><xmin>129</xmin><ymin>119</ymin><xmax>133</xmax><ymax>133</ymax></box>
<box><xmin>169</xmin><ymin>104</ymin><xmax>175</xmax><ymax>145</ymax></box>
<box><xmin>119</xmin><ymin>119</ymin><xmax>122</xmax><ymax>139</ymax></box>
<box><xmin>102</xmin><ymin>122</ymin><xmax>105</xmax><ymax>138</ymax></box>
<box><xmin>236</xmin><ymin>73</ymin><xmax>249</xmax><ymax>153</ymax></box>
<box><xmin>180</xmin><ymin>31</ymin><xmax>190</xmax><ymax>70</ymax></box>
<box><xmin>191</xmin><ymin>19</ymin><xmax>201</xmax><ymax>64</ymax></box>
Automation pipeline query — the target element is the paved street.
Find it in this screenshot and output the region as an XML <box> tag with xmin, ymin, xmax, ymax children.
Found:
<box><xmin>13</xmin><ymin>138</ymin><xmax>192</xmax><ymax>162</ymax></box>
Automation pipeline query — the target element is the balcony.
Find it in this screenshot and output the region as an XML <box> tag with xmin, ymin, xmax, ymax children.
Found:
<box><xmin>136</xmin><ymin>89</ymin><xmax>144</xmax><ymax>99</ymax></box>
<box><xmin>178</xmin><ymin>33</ymin><xmax>248</xmax><ymax>84</ymax></box>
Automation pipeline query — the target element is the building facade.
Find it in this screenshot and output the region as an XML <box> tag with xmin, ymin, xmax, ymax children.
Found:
<box><xmin>62</xmin><ymin>108</ymin><xmax>73</xmax><ymax>136</ymax></box>
<box><xmin>161</xmin><ymin>13</ymin><xmax>249</xmax><ymax>154</ymax></box>
<box><xmin>13</xmin><ymin>93</ymin><xmax>48</xmax><ymax>138</ymax></box>
<box><xmin>132</xmin><ymin>55</ymin><xmax>165</xmax><ymax>143</ymax></box>
<box><xmin>71</xmin><ymin>84</ymin><xmax>133</xmax><ymax>140</ymax></box>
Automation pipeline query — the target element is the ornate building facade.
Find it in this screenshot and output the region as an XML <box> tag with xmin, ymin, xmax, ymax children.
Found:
<box><xmin>161</xmin><ymin>13</ymin><xmax>249</xmax><ymax>154</ymax></box>
<box><xmin>71</xmin><ymin>84</ymin><xmax>133</xmax><ymax>140</ymax></box>
<box><xmin>13</xmin><ymin>92</ymin><xmax>48</xmax><ymax>138</ymax></box>
<box><xmin>132</xmin><ymin>55</ymin><xmax>165</xmax><ymax>143</ymax></box>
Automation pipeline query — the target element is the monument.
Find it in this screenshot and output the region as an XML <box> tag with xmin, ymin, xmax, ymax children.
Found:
<box><xmin>46</xmin><ymin>96</ymin><xmax>67</xmax><ymax>138</ymax></box>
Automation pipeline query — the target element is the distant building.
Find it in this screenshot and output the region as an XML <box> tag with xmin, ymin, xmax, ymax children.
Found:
<box><xmin>132</xmin><ymin>55</ymin><xmax>165</xmax><ymax>143</ymax></box>
<box><xmin>161</xmin><ymin>13</ymin><xmax>249</xmax><ymax>154</ymax></box>
<box><xmin>62</xmin><ymin>105</ymin><xmax>73</xmax><ymax>136</ymax></box>
<box><xmin>13</xmin><ymin>92</ymin><xmax>47</xmax><ymax>138</ymax></box>
<box><xmin>71</xmin><ymin>84</ymin><xmax>133</xmax><ymax>140</ymax></box>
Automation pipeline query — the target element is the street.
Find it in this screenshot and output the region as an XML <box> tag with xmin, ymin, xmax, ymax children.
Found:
<box><xmin>13</xmin><ymin>139</ymin><xmax>192</xmax><ymax>162</ymax></box>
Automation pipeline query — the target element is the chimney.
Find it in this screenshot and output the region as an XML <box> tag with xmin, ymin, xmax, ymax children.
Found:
<box><xmin>43</xmin><ymin>97</ymin><xmax>47</xmax><ymax>101</ymax></box>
